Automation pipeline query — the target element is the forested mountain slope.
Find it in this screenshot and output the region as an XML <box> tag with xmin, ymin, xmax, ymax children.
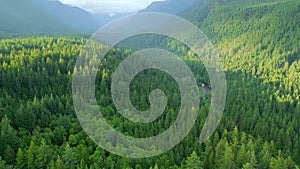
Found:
<box><xmin>183</xmin><ymin>0</ymin><xmax>300</xmax><ymax>164</ymax></box>
<box><xmin>0</xmin><ymin>0</ymin><xmax>299</xmax><ymax>168</ymax></box>
<box><xmin>0</xmin><ymin>0</ymin><xmax>99</xmax><ymax>37</ymax></box>
<box><xmin>0</xmin><ymin>36</ymin><xmax>298</xmax><ymax>169</ymax></box>
<box><xmin>140</xmin><ymin>0</ymin><xmax>200</xmax><ymax>14</ymax></box>
<box><xmin>183</xmin><ymin>0</ymin><xmax>299</xmax><ymax>92</ymax></box>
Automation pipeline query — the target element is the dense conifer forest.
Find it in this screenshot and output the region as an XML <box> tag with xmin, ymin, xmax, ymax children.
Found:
<box><xmin>0</xmin><ymin>0</ymin><xmax>299</xmax><ymax>168</ymax></box>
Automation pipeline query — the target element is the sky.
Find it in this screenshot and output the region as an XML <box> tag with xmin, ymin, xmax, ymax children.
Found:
<box><xmin>58</xmin><ymin>0</ymin><xmax>165</xmax><ymax>15</ymax></box>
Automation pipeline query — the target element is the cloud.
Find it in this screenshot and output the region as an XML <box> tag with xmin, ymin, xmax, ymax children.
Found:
<box><xmin>59</xmin><ymin>0</ymin><xmax>165</xmax><ymax>14</ymax></box>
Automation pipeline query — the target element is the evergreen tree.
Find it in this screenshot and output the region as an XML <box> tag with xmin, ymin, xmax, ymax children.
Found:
<box><xmin>183</xmin><ymin>151</ymin><xmax>202</xmax><ymax>169</ymax></box>
<box><xmin>62</xmin><ymin>144</ymin><xmax>76</xmax><ymax>169</ymax></box>
<box><xmin>27</xmin><ymin>141</ymin><xmax>38</xmax><ymax>169</ymax></box>
<box><xmin>16</xmin><ymin>148</ymin><xmax>27</xmax><ymax>169</ymax></box>
<box><xmin>222</xmin><ymin>144</ymin><xmax>235</xmax><ymax>169</ymax></box>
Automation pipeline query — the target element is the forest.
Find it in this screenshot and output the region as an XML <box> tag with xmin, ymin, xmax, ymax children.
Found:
<box><xmin>0</xmin><ymin>0</ymin><xmax>299</xmax><ymax>168</ymax></box>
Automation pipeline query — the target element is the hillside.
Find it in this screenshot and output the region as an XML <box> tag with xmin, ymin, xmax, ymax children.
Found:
<box><xmin>140</xmin><ymin>0</ymin><xmax>200</xmax><ymax>14</ymax></box>
<box><xmin>182</xmin><ymin>0</ymin><xmax>300</xmax><ymax>163</ymax></box>
<box><xmin>0</xmin><ymin>0</ymin><xmax>102</xmax><ymax>37</ymax></box>
<box><xmin>0</xmin><ymin>35</ymin><xmax>299</xmax><ymax>168</ymax></box>
<box><xmin>183</xmin><ymin>0</ymin><xmax>299</xmax><ymax>100</ymax></box>
<box><xmin>0</xmin><ymin>0</ymin><xmax>299</xmax><ymax>168</ymax></box>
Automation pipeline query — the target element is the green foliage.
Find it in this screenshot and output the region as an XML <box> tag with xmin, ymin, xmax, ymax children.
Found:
<box><xmin>183</xmin><ymin>151</ymin><xmax>203</xmax><ymax>169</ymax></box>
<box><xmin>0</xmin><ymin>0</ymin><xmax>299</xmax><ymax>168</ymax></box>
<box><xmin>62</xmin><ymin>144</ymin><xmax>76</xmax><ymax>169</ymax></box>
<box><xmin>0</xmin><ymin>156</ymin><xmax>13</xmax><ymax>169</ymax></box>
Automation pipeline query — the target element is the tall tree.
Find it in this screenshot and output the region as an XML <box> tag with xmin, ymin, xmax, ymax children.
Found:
<box><xmin>62</xmin><ymin>144</ymin><xmax>76</xmax><ymax>169</ymax></box>
<box><xmin>183</xmin><ymin>151</ymin><xmax>202</xmax><ymax>169</ymax></box>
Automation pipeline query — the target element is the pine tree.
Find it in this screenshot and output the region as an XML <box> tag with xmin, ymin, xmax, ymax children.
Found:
<box><xmin>259</xmin><ymin>143</ymin><xmax>272</xmax><ymax>169</ymax></box>
<box><xmin>36</xmin><ymin>139</ymin><xmax>53</xmax><ymax>169</ymax></box>
<box><xmin>15</xmin><ymin>104</ymin><xmax>36</xmax><ymax>131</ymax></box>
<box><xmin>249</xmin><ymin>151</ymin><xmax>258</xmax><ymax>169</ymax></box>
<box><xmin>62</xmin><ymin>144</ymin><xmax>76</xmax><ymax>169</ymax></box>
<box><xmin>236</xmin><ymin>144</ymin><xmax>249</xmax><ymax>168</ymax></box>
<box><xmin>27</xmin><ymin>141</ymin><xmax>38</xmax><ymax>169</ymax></box>
<box><xmin>16</xmin><ymin>148</ymin><xmax>27</xmax><ymax>169</ymax></box>
<box><xmin>183</xmin><ymin>151</ymin><xmax>202</xmax><ymax>169</ymax></box>
<box><xmin>3</xmin><ymin>145</ymin><xmax>15</xmax><ymax>165</ymax></box>
<box><xmin>269</xmin><ymin>151</ymin><xmax>288</xmax><ymax>169</ymax></box>
<box><xmin>222</xmin><ymin>144</ymin><xmax>235</xmax><ymax>169</ymax></box>
<box><xmin>56</xmin><ymin>156</ymin><xmax>64</xmax><ymax>169</ymax></box>
<box><xmin>0</xmin><ymin>115</ymin><xmax>19</xmax><ymax>153</ymax></box>
<box><xmin>242</xmin><ymin>163</ymin><xmax>254</xmax><ymax>169</ymax></box>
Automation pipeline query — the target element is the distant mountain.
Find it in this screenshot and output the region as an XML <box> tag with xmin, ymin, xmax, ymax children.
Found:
<box><xmin>92</xmin><ymin>13</ymin><xmax>130</xmax><ymax>27</ymax></box>
<box><xmin>33</xmin><ymin>0</ymin><xmax>99</xmax><ymax>32</ymax></box>
<box><xmin>0</xmin><ymin>0</ymin><xmax>117</xmax><ymax>37</ymax></box>
<box><xmin>0</xmin><ymin>0</ymin><xmax>208</xmax><ymax>37</ymax></box>
<box><xmin>140</xmin><ymin>0</ymin><xmax>199</xmax><ymax>14</ymax></box>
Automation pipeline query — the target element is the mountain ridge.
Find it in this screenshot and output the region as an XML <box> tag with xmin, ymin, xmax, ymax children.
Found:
<box><xmin>140</xmin><ymin>0</ymin><xmax>199</xmax><ymax>14</ymax></box>
<box><xmin>0</xmin><ymin>0</ymin><xmax>122</xmax><ymax>37</ymax></box>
